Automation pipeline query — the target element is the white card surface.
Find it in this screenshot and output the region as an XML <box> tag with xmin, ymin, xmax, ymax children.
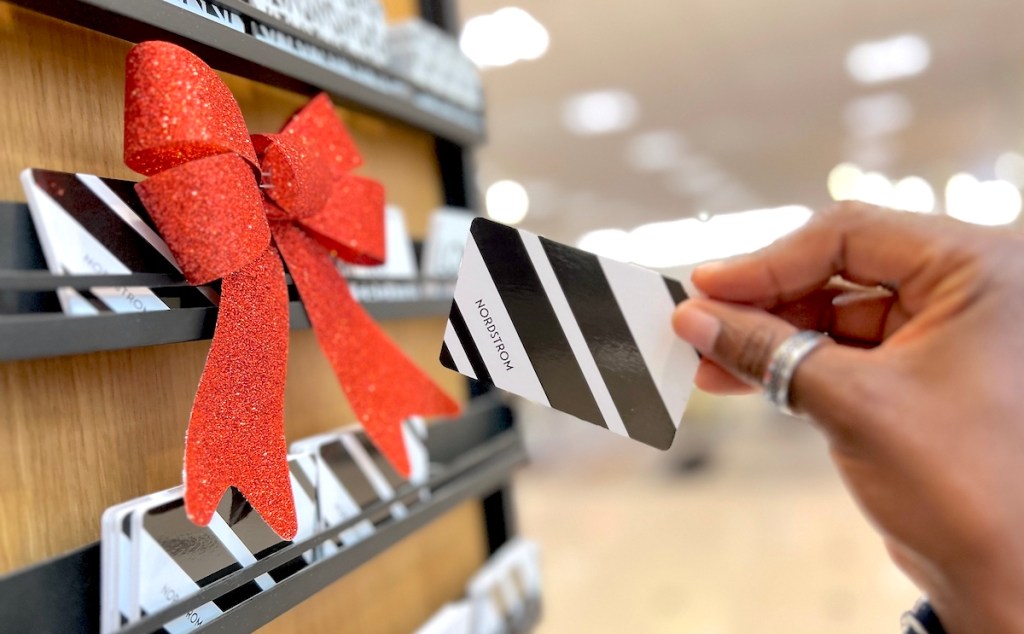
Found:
<box><xmin>441</xmin><ymin>218</ymin><xmax>700</xmax><ymax>451</ymax></box>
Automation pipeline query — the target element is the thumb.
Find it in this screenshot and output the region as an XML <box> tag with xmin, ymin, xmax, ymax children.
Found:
<box><xmin>673</xmin><ymin>298</ymin><xmax>874</xmax><ymax>430</ymax></box>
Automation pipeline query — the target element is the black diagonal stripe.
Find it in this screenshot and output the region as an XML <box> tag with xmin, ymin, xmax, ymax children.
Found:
<box><xmin>355</xmin><ymin>433</ymin><xmax>406</xmax><ymax>489</ymax></box>
<box><xmin>319</xmin><ymin>440</ymin><xmax>380</xmax><ymax>510</ymax></box>
<box><xmin>267</xmin><ymin>555</ymin><xmax>309</xmax><ymax>582</ymax></box>
<box><xmin>211</xmin><ymin>579</ymin><xmax>263</xmax><ymax>611</ymax></box>
<box><xmin>32</xmin><ymin>171</ymin><xmax>177</xmax><ymax>273</ymax></box>
<box><xmin>663</xmin><ymin>277</ymin><xmax>702</xmax><ymax>359</ymax></box>
<box><xmin>289</xmin><ymin>460</ymin><xmax>317</xmax><ymax>501</ymax></box>
<box><xmin>142</xmin><ymin>498</ymin><xmax>242</xmax><ymax>587</ymax></box>
<box><xmin>664</xmin><ymin>277</ymin><xmax>688</xmax><ymax>305</ymax></box>
<box><xmin>439</xmin><ymin>341</ymin><xmax>457</xmax><ymax>372</ymax></box>
<box><xmin>73</xmin><ymin>287</ymin><xmax>112</xmax><ymax>312</ymax></box>
<box><xmin>469</xmin><ymin>220</ymin><xmax>606</xmax><ymax>429</ymax></box>
<box><xmin>447</xmin><ymin>303</ymin><xmax>492</xmax><ymax>384</ymax></box>
<box><xmin>539</xmin><ymin>237</ymin><xmax>677</xmax><ymax>449</ymax></box>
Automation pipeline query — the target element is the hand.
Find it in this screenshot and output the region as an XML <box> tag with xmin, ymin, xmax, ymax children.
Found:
<box><xmin>672</xmin><ymin>201</ymin><xmax>1024</xmax><ymax>633</ymax></box>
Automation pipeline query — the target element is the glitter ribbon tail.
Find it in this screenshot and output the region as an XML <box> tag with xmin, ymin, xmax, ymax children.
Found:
<box><xmin>183</xmin><ymin>247</ymin><xmax>297</xmax><ymax>539</ymax></box>
<box><xmin>272</xmin><ymin>222</ymin><xmax>460</xmax><ymax>477</ymax></box>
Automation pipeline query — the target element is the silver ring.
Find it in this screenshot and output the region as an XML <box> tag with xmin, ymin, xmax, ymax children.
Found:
<box><xmin>762</xmin><ymin>330</ymin><xmax>830</xmax><ymax>415</ymax></box>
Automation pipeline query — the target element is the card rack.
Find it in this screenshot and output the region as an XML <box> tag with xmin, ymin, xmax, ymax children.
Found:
<box><xmin>0</xmin><ymin>201</ymin><xmax>457</xmax><ymax>361</ymax></box>
<box><xmin>0</xmin><ymin>0</ymin><xmax>534</xmax><ymax>632</ymax></box>
<box><xmin>6</xmin><ymin>0</ymin><xmax>484</xmax><ymax>144</ymax></box>
<box><xmin>0</xmin><ymin>397</ymin><xmax>532</xmax><ymax>633</ymax></box>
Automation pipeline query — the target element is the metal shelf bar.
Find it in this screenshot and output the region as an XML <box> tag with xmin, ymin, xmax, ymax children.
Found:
<box><xmin>0</xmin><ymin>401</ymin><xmax>523</xmax><ymax>634</ymax></box>
<box><xmin>6</xmin><ymin>0</ymin><xmax>484</xmax><ymax>144</ymax></box>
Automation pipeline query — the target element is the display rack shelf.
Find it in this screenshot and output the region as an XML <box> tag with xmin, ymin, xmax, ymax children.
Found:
<box><xmin>0</xmin><ymin>201</ymin><xmax>456</xmax><ymax>361</ymax></box>
<box><xmin>7</xmin><ymin>0</ymin><xmax>485</xmax><ymax>144</ymax></box>
<box><xmin>0</xmin><ymin>398</ymin><xmax>528</xmax><ymax>633</ymax></box>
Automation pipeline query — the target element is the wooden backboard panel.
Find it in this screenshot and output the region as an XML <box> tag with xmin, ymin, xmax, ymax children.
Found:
<box><xmin>0</xmin><ymin>3</ymin><xmax>485</xmax><ymax>631</ymax></box>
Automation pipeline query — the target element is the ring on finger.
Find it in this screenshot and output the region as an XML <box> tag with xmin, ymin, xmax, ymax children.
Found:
<box><xmin>762</xmin><ymin>330</ymin><xmax>831</xmax><ymax>415</ymax></box>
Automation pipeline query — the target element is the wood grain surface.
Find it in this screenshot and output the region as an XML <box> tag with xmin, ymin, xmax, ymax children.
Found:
<box><xmin>0</xmin><ymin>1</ymin><xmax>486</xmax><ymax>630</ymax></box>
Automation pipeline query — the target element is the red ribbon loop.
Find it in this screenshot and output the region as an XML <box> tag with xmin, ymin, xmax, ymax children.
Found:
<box><xmin>124</xmin><ymin>41</ymin><xmax>460</xmax><ymax>539</ymax></box>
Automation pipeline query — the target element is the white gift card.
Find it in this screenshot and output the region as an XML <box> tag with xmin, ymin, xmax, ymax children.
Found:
<box><xmin>342</xmin><ymin>205</ymin><xmax>418</xmax><ymax>280</ymax></box>
<box><xmin>19</xmin><ymin>168</ymin><xmax>216</xmax><ymax>316</ymax></box>
<box><xmin>441</xmin><ymin>218</ymin><xmax>700</xmax><ymax>451</ymax></box>
<box><xmin>422</xmin><ymin>208</ymin><xmax>475</xmax><ymax>279</ymax></box>
<box><xmin>100</xmin><ymin>456</ymin><xmax>319</xmax><ymax>634</ymax></box>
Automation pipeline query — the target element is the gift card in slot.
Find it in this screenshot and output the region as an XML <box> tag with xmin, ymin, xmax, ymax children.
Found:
<box><xmin>440</xmin><ymin>218</ymin><xmax>699</xmax><ymax>451</ymax></box>
<box><xmin>341</xmin><ymin>206</ymin><xmax>417</xmax><ymax>281</ymax></box>
<box><xmin>289</xmin><ymin>419</ymin><xmax>428</xmax><ymax>552</ymax></box>
<box><xmin>466</xmin><ymin>539</ymin><xmax>542</xmax><ymax>632</ymax></box>
<box><xmin>102</xmin><ymin>455</ymin><xmax>317</xmax><ymax>633</ymax></box>
<box><xmin>422</xmin><ymin>208</ymin><xmax>474</xmax><ymax>281</ymax></box>
<box><xmin>210</xmin><ymin>453</ymin><xmax>320</xmax><ymax>584</ymax></box>
<box><xmin>100</xmin><ymin>496</ymin><xmax>152</xmax><ymax>633</ymax></box>
<box><xmin>19</xmin><ymin>168</ymin><xmax>217</xmax><ymax>315</ymax></box>
<box><xmin>413</xmin><ymin>601</ymin><xmax>473</xmax><ymax>634</ymax></box>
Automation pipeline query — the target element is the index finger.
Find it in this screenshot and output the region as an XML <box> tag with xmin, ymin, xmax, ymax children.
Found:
<box><xmin>692</xmin><ymin>201</ymin><xmax>969</xmax><ymax>310</ymax></box>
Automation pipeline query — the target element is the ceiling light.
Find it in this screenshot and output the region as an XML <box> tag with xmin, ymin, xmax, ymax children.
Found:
<box><xmin>460</xmin><ymin>7</ymin><xmax>549</xmax><ymax>69</ymax></box>
<box><xmin>892</xmin><ymin>176</ymin><xmax>935</xmax><ymax>213</ymax></box>
<box><xmin>846</xmin><ymin>34</ymin><xmax>930</xmax><ymax>84</ymax></box>
<box><xmin>946</xmin><ymin>173</ymin><xmax>1022</xmax><ymax>225</ymax></box>
<box><xmin>625</xmin><ymin>130</ymin><xmax>686</xmax><ymax>172</ymax></box>
<box><xmin>485</xmin><ymin>180</ymin><xmax>530</xmax><ymax>225</ymax></box>
<box><xmin>851</xmin><ymin>171</ymin><xmax>895</xmax><ymax>207</ymax></box>
<box><xmin>827</xmin><ymin>163</ymin><xmax>863</xmax><ymax>200</ymax></box>
<box><xmin>627</xmin><ymin>206</ymin><xmax>813</xmax><ymax>268</ymax></box>
<box><xmin>995</xmin><ymin>151</ymin><xmax>1024</xmax><ymax>188</ymax></box>
<box><xmin>843</xmin><ymin>93</ymin><xmax>913</xmax><ymax>138</ymax></box>
<box><xmin>563</xmin><ymin>90</ymin><xmax>638</xmax><ymax>136</ymax></box>
<box><xmin>576</xmin><ymin>228</ymin><xmax>631</xmax><ymax>262</ymax></box>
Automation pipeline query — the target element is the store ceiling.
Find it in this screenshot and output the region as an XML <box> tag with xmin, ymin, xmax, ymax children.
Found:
<box><xmin>455</xmin><ymin>0</ymin><xmax>1024</xmax><ymax>245</ymax></box>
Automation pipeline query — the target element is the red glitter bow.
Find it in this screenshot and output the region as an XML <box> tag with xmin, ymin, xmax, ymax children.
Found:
<box><xmin>124</xmin><ymin>41</ymin><xmax>459</xmax><ymax>539</ymax></box>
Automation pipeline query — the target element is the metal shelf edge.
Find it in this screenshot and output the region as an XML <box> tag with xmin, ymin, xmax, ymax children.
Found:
<box><xmin>7</xmin><ymin>0</ymin><xmax>485</xmax><ymax>144</ymax></box>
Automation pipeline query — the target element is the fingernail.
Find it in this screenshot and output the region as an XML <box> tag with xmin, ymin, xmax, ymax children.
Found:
<box><xmin>673</xmin><ymin>304</ymin><xmax>721</xmax><ymax>352</ymax></box>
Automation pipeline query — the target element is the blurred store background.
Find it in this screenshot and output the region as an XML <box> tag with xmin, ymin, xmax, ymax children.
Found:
<box><xmin>453</xmin><ymin>0</ymin><xmax>1024</xmax><ymax>631</ymax></box>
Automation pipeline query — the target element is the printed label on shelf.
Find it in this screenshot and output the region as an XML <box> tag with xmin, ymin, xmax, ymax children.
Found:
<box><xmin>158</xmin><ymin>0</ymin><xmax>245</xmax><ymax>32</ymax></box>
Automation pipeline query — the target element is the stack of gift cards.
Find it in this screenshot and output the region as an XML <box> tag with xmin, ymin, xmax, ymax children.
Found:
<box><xmin>101</xmin><ymin>420</ymin><xmax>430</xmax><ymax>633</ymax></box>
<box><xmin>290</xmin><ymin>417</ymin><xmax>430</xmax><ymax>555</ymax></box>
<box><xmin>246</xmin><ymin>0</ymin><xmax>389</xmax><ymax>67</ymax></box>
<box><xmin>414</xmin><ymin>538</ymin><xmax>542</xmax><ymax>634</ymax></box>
<box><xmin>19</xmin><ymin>168</ymin><xmax>217</xmax><ymax>316</ymax></box>
<box><xmin>100</xmin><ymin>455</ymin><xmax>319</xmax><ymax>633</ymax></box>
<box><xmin>387</xmin><ymin>19</ymin><xmax>483</xmax><ymax>112</ymax></box>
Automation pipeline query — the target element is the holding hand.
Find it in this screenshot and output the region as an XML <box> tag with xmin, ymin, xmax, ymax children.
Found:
<box><xmin>673</xmin><ymin>201</ymin><xmax>1024</xmax><ymax>633</ymax></box>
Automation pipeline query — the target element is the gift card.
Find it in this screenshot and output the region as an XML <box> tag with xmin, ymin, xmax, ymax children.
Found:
<box><xmin>421</xmin><ymin>207</ymin><xmax>474</xmax><ymax>280</ymax></box>
<box><xmin>290</xmin><ymin>418</ymin><xmax>429</xmax><ymax>554</ymax></box>
<box><xmin>466</xmin><ymin>538</ymin><xmax>542</xmax><ymax>631</ymax></box>
<box><xmin>19</xmin><ymin>168</ymin><xmax>216</xmax><ymax>316</ymax></box>
<box><xmin>413</xmin><ymin>602</ymin><xmax>473</xmax><ymax>634</ymax></box>
<box><xmin>100</xmin><ymin>455</ymin><xmax>318</xmax><ymax>634</ymax></box>
<box><xmin>341</xmin><ymin>205</ymin><xmax>418</xmax><ymax>280</ymax></box>
<box><xmin>440</xmin><ymin>218</ymin><xmax>699</xmax><ymax>450</ymax></box>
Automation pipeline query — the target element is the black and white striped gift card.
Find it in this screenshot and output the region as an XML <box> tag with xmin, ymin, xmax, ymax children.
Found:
<box><xmin>20</xmin><ymin>168</ymin><xmax>216</xmax><ymax>316</ymax></box>
<box><xmin>290</xmin><ymin>418</ymin><xmax>430</xmax><ymax>554</ymax></box>
<box><xmin>440</xmin><ymin>218</ymin><xmax>699</xmax><ymax>450</ymax></box>
<box><xmin>100</xmin><ymin>454</ymin><xmax>319</xmax><ymax>634</ymax></box>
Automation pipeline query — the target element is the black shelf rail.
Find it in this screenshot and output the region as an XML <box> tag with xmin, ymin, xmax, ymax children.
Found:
<box><xmin>0</xmin><ymin>398</ymin><xmax>525</xmax><ymax>633</ymax></box>
<box><xmin>0</xmin><ymin>202</ymin><xmax>456</xmax><ymax>361</ymax></box>
<box><xmin>7</xmin><ymin>0</ymin><xmax>485</xmax><ymax>144</ymax></box>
